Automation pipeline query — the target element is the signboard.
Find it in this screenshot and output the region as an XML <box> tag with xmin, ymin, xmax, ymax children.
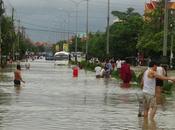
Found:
<box><xmin>63</xmin><ymin>43</ymin><xmax>69</xmax><ymax>52</ymax></box>
<box><xmin>55</xmin><ymin>45</ymin><xmax>59</xmax><ymax>51</ymax></box>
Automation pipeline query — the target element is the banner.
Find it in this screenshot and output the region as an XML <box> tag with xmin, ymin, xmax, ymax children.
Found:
<box><xmin>63</xmin><ymin>43</ymin><xmax>69</xmax><ymax>52</ymax></box>
<box><xmin>55</xmin><ymin>45</ymin><xmax>59</xmax><ymax>51</ymax></box>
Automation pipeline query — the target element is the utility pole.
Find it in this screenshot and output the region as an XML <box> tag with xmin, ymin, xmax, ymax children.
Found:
<box><xmin>12</xmin><ymin>7</ymin><xmax>15</xmax><ymax>60</ymax></box>
<box><xmin>163</xmin><ymin>0</ymin><xmax>168</xmax><ymax>56</ymax></box>
<box><xmin>106</xmin><ymin>0</ymin><xmax>110</xmax><ymax>55</ymax></box>
<box><xmin>170</xmin><ymin>29</ymin><xmax>174</xmax><ymax>67</ymax></box>
<box><xmin>69</xmin><ymin>0</ymin><xmax>86</xmax><ymax>63</ymax></box>
<box><xmin>170</xmin><ymin>10</ymin><xmax>175</xmax><ymax>68</ymax></box>
<box><xmin>75</xmin><ymin>4</ymin><xmax>78</xmax><ymax>63</ymax></box>
<box><xmin>0</xmin><ymin>0</ymin><xmax>4</xmax><ymax>66</ymax></box>
<box><xmin>67</xmin><ymin>13</ymin><xmax>70</xmax><ymax>45</ymax></box>
<box><xmin>85</xmin><ymin>0</ymin><xmax>89</xmax><ymax>60</ymax></box>
<box><xmin>12</xmin><ymin>8</ymin><xmax>14</xmax><ymax>23</ymax></box>
<box><xmin>17</xmin><ymin>19</ymin><xmax>20</xmax><ymax>60</ymax></box>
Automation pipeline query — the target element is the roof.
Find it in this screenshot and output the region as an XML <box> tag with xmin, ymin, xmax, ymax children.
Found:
<box><xmin>145</xmin><ymin>3</ymin><xmax>154</xmax><ymax>10</ymax></box>
<box><xmin>54</xmin><ymin>51</ymin><xmax>69</xmax><ymax>56</ymax></box>
<box><xmin>168</xmin><ymin>2</ymin><xmax>175</xmax><ymax>10</ymax></box>
<box><xmin>145</xmin><ymin>0</ymin><xmax>158</xmax><ymax>12</ymax></box>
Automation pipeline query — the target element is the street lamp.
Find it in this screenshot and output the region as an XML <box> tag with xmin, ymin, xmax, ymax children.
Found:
<box><xmin>0</xmin><ymin>0</ymin><xmax>5</xmax><ymax>66</ymax></box>
<box><xmin>106</xmin><ymin>0</ymin><xmax>110</xmax><ymax>55</ymax></box>
<box><xmin>163</xmin><ymin>0</ymin><xmax>168</xmax><ymax>57</ymax></box>
<box><xmin>170</xmin><ymin>10</ymin><xmax>175</xmax><ymax>68</ymax></box>
<box><xmin>85</xmin><ymin>0</ymin><xmax>89</xmax><ymax>61</ymax></box>
<box><xmin>58</xmin><ymin>8</ymin><xmax>71</xmax><ymax>44</ymax></box>
<box><xmin>68</xmin><ymin>0</ymin><xmax>86</xmax><ymax>63</ymax></box>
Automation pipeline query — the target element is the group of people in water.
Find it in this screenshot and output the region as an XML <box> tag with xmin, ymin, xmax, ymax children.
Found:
<box><xmin>95</xmin><ymin>59</ymin><xmax>132</xmax><ymax>87</ymax></box>
<box><xmin>94</xmin><ymin>58</ymin><xmax>175</xmax><ymax>121</ymax></box>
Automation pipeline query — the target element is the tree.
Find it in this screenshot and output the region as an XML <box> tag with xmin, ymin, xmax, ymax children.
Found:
<box><xmin>109</xmin><ymin>8</ymin><xmax>143</xmax><ymax>58</ymax></box>
<box><xmin>136</xmin><ymin>0</ymin><xmax>167</xmax><ymax>58</ymax></box>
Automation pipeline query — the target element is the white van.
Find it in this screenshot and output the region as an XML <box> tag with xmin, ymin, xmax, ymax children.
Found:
<box><xmin>54</xmin><ymin>51</ymin><xmax>69</xmax><ymax>65</ymax></box>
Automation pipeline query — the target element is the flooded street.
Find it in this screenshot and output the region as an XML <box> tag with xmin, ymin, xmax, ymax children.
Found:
<box><xmin>0</xmin><ymin>60</ymin><xmax>175</xmax><ymax>130</ymax></box>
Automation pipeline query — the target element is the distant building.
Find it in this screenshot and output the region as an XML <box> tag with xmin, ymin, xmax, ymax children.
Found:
<box><xmin>34</xmin><ymin>41</ymin><xmax>48</xmax><ymax>47</ymax></box>
<box><xmin>144</xmin><ymin>0</ymin><xmax>175</xmax><ymax>20</ymax></box>
<box><xmin>168</xmin><ymin>1</ymin><xmax>175</xmax><ymax>9</ymax></box>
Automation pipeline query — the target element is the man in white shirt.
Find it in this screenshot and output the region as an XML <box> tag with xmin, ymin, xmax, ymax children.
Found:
<box><xmin>116</xmin><ymin>59</ymin><xmax>122</xmax><ymax>72</ymax></box>
<box><xmin>142</xmin><ymin>61</ymin><xmax>175</xmax><ymax>119</ymax></box>
<box><xmin>95</xmin><ymin>64</ymin><xmax>102</xmax><ymax>78</ymax></box>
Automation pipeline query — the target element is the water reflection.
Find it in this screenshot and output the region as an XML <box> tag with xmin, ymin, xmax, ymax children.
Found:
<box><xmin>142</xmin><ymin>118</ymin><xmax>157</xmax><ymax>130</ymax></box>
<box><xmin>14</xmin><ymin>86</ymin><xmax>22</xmax><ymax>96</ymax></box>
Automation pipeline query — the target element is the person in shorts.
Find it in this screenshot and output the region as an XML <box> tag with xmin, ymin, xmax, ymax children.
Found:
<box><xmin>142</xmin><ymin>61</ymin><xmax>175</xmax><ymax>119</ymax></box>
<box><xmin>14</xmin><ymin>64</ymin><xmax>25</xmax><ymax>86</ymax></box>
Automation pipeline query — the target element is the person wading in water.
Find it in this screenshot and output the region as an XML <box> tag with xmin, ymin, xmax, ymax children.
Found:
<box><xmin>142</xmin><ymin>61</ymin><xmax>175</xmax><ymax>120</ymax></box>
<box><xmin>14</xmin><ymin>64</ymin><xmax>25</xmax><ymax>86</ymax></box>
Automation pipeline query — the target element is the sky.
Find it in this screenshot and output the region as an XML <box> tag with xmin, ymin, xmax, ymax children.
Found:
<box><xmin>3</xmin><ymin>0</ymin><xmax>154</xmax><ymax>43</ymax></box>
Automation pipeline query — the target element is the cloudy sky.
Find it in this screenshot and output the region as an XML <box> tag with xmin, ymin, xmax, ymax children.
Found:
<box><xmin>3</xmin><ymin>0</ymin><xmax>154</xmax><ymax>43</ymax></box>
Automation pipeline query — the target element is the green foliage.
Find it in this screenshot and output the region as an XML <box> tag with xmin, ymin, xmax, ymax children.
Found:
<box><xmin>80</xmin><ymin>60</ymin><xmax>97</xmax><ymax>71</ymax></box>
<box><xmin>136</xmin><ymin>0</ymin><xmax>171</xmax><ymax>58</ymax></box>
<box><xmin>87</xmin><ymin>8</ymin><xmax>144</xmax><ymax>59</ymax></box>
<box><xmin>162</xmin><ymin>81</ymin><xmax>175</xmax><ymax>94</ymax></box>
<box><xmin>137</xmin><ymin>31</ymin><xmax>164</xmax><ymax>57</ymax></box>
<box><xmin>88</xmin><ymin>33</ymin><xmax>106</xmax><ymax>59</ymax></box>
<box><xmin>1</xmin><ymin>16</ymin><xmax>15</xmax><ymax>56</ymax></box>
<box><xmin>111</xmin><ymin>70</ymin><xmax>120</xmax><ymax>79</ymax></box>
<box><xmin>1</xmin><ymin>16</ymin><xmax>39</xmax><ymax>62</ymax></box>
<box><xmin>131</xmin><ymin>70</ymin><xmax>137</xmax><ymax>82</ymax></box>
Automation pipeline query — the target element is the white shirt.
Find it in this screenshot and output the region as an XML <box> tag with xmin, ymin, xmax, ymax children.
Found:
<box><xmin>157</xmin><ymin>66</ymin><xmax>165</xmax><ymax>76</ymax></box>
<box><xmin>95</xmin><ymin>66</ymin><xmax>102</xmax><ymax>76</ymax></box>
<box><xmin>143</xmin><ymin>69</ymin><xmax>156</xmax><ymax>95</ymax></box>
<box><xmin>116</xmin><ymin>60</ymin><xmax>122</xmax><ymax>69</ymax></box>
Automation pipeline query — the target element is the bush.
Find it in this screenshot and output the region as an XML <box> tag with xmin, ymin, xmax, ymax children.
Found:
<box><xmin>111</xmin><ymin>70</ymin><xmax>120</xmax><ymax>79</ymax></box>
<box><xmin>163</xmin><ymin>81</ymin><xmax>174</xmax><ymax>94</ymax></box>
<box><xmin>131</xmin><ymin>70</ymin><xmax>137</xmax><ymax>82</ymax></box>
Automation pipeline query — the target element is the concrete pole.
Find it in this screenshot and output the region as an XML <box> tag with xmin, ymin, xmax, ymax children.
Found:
<box><xmin>163</xmin><ymin>0</ymin><xmax>168</xmax><ymax>56</ymax></box>
<box><xmin>170</xmin><ymin>10</ymin><xmax>175</xmax><ymax>68</ymax></box>
<box><xmin>106</xmin><ymin>0</ymin><xmax>110</xmax><ymax>55</ymax></box>
<box><xmin>12</xmin><ymin>7</ymin><xmax>15</xmax><ymax>60</ymax></box>
<box><xmin>0</xmin><ymin>15</ymin><xmax>2</xmax><ymax>65</ymax></box>
<box><xmin>170</xmin><ymin>32</ymin><xmax>174</xmax><ymax>67</ymax></box>
<box><xmin>75</xmin><ymin>4</ymin><xmax>78</xmax><ymax>63</ymax></box>
<box><xmin>0</xmin><ymin>0</ymin><xmax>4</xmax><ymax>65</ymax></box>
<box><xmin>69</xmin><ymin>0</ymin><xmax>86</xmax><ymax>63</ymax></box>
<box><xmin>85</xmin><ymin>0</ymin><xmax>89</xmax><ymax>60</ymax></box>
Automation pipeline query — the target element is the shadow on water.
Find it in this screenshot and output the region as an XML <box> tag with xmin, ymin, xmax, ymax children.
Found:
<box><xmin>14</xmin><ymin>85</ymin><xmax>22</xmax><ymax>96</ymax></box>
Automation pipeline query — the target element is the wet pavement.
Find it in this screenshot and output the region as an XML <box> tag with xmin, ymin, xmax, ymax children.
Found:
<box><xmin>0</xmin><ymin>60</ymin><xmax>175</xmax><ymax>130</ymax></box>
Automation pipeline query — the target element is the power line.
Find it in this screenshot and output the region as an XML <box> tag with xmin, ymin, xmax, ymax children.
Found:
<box><xmin>22</xmin><ymin>26</ymin><xmax>97</xmax><ymax>34</ymax></box>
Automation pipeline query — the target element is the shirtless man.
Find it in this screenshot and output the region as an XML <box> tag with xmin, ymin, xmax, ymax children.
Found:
<box><xmin>142</xmin><ymin>61</ymin><xmax>175</xmax><ymax>119</ymax></box>
<box><xmin>14</xmin><ymin>64</ymin><xmax>25</xmax><ymax>86</ymax></box>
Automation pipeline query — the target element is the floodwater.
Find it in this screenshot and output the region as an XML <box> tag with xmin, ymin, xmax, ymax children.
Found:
<box><xmin>0</xmin><ymin>60</ymin><xmax>175</xmax><ymax>130</ymax></box>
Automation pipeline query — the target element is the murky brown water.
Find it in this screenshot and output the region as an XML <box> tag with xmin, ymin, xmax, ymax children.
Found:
<box><xmin>0</xmin><ymin>60</ymin><xmax>175</xmax><ymax>130</ymax></box>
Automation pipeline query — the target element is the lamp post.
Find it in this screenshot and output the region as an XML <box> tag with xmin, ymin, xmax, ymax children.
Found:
<box><xmin>59</xmin><ymin>8</ymin><xmax>71</xmax><ymax>45</ymax></box>
<box><xmin>68</xmin><ymin>0</ymin><xmax>86</xmax><ymax>63</ymax></box>
<box><xmin>0</xmin><ymin>0</ymin><xmax>4</xmax><ymax>66</ymax></box>
<box><xmin>170</xmin><ymin>10</ymin><xmax>175</xmax><ymax>68</ymax></box>
<box><xmin>85</xmin><ymin>0</ymin><xmax>89</xmax><ymax>61</ymax></box>
<box><xmin>163</xmin><ymin>0</ymin><xmax>168</xmax><ymax>57</ymax></box>
<box><xmin>106</xmin><ymin>0</ymin><xmax>110</xmax><ymax>55</ymax></box>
